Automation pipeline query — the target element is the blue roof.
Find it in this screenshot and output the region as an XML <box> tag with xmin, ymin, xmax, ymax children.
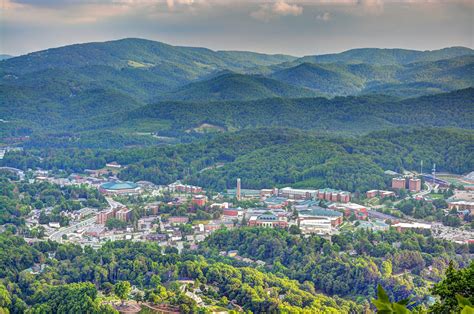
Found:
<box><xmin>101</xmin><ymin>181</ymin><xmax>139</xmax><ymax>190</ymax></box>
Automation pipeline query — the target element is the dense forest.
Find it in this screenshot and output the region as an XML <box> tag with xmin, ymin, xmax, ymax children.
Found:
<box><xmin>199</xmin><ymin>228</ymin><xmax>472</xmax><ymax>305</ymax></box>
<box><xmin>0</xmin><ymin>233</ymin><xmax>361</xmax><ymax>313</ymax></box>
<box><xmin>0</xmin><ymin>228</ymin><xmax>471</xmax><ymax>313</ymax></box>
<box><xmin>3</xmin><ymin>127</ymin><xmax>471</xmax><ymax>192</ymax></box>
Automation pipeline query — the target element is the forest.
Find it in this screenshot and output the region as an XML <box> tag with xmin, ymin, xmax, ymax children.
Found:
<box><xmin>3</xmin><ymin>127</ymin><xmax>472</xmax><ymax>192</ymax></box>
<box><xmin>0</xmin><ymin>228</ymin><xmax>471</xmax><ymax>313</ymax></box>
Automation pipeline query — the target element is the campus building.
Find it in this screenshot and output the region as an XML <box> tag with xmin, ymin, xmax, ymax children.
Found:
<box><xmin>409</xmin><ymin>178</ymin><xmax>422</xmax><ymax>192</ymax></box>
<box><xmin>99</xmin><ymin>181</ymin><xmax>141</xmax><ymax>195</ymax></box>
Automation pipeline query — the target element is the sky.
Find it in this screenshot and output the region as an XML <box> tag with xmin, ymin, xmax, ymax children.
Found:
<box><xmin>1</xmin><ymin>0</ymin><xmax>473</xmax><ymax>57</ymax></box>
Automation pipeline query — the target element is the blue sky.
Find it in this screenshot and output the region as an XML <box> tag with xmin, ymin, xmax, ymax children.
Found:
<box><xmin>1</xmin><ymin>0</ymin><xmax>473</xmax><ymax>56</ymax></box>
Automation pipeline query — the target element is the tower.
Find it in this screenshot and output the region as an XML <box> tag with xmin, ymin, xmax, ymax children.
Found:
<box><xmin>236</xmin><ymin>178</ymin><xmax>241</xmax><ymax>201</ymax></box>
<box><xmin>420</xmin><ymin>160</ymin><xmax>423</xmax><ymax>176</ymax></box>
<box><xmin>432</xmin><ymin>163</ymin><xmax>436</xmax><ymax>184</ymax></box>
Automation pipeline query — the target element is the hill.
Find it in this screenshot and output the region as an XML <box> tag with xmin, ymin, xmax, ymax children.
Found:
<box><xmin>268</xmin><ymin>56</ymin><xmax>473</xmax><ymax>96</ymax></box>
<box><xmin>158</xmin><ymin>72</ymin><xmax>320</xmax><ymax>101</ymax></box>
<box><xmin>126</xmin><ymin>88</ymin><xmax>474</xmax><ymax>136</ymax></box>
<box><xmin>0</xmin><ymin>38</ymin><xmax>296</xmax><ymax>75</ymax></box>
<box><xmin>297</xmin><ymin>47</ymin><xmax>474</xmax><ymax>65</ymax></box>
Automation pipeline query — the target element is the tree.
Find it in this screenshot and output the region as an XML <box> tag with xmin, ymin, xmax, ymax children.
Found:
<box><xmin>430</xmin><ymin>261</ymin><xmax>474</xmax><ymax>313</ymax></box>
<box><xmin>114</xmin><ymin>281</ymin><xmax>131</xmax><ymax>306</ymax></box>
<box><xmin>372</xmin><ymin>284</ymin><xmax>412</xmax><ymax>314</ymax></box>
<box><xmin>0</xmin><ymin>283</ymin><xmax>11</xmax><ymax>313</ymax></box>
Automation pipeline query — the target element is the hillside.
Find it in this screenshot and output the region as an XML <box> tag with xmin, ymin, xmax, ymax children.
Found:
<box><xmin>0</xmin><ymin>38</ymin><xmax>295</xmax><ymax>75</ymax></box>
<box><xmin>126</xmin><ymin>88</ymin><xmax>474</xmax><ymax>135</ymax></box>
<box><xmin>297</xmin><ymin>47</ymin><xmax>474</xmax><ymax>65</ymax></box>
<box><xmin>268</xmin><ymin>56</ymin><xmax>473</xmax><ymax>96</ymax></box>
<box><xmin>158</xmin><ymin>72</ymin><xmax>320</xmax><ymax>101</ymax></box>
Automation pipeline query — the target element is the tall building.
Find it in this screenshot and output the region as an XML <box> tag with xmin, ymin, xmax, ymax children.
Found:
<box><xmin>392</xmin><ymin>177</ymin><xmax>406</xmax><ymax>190</ymax></box>
<box><xmin>236</xmin><ymin>178</ymin><xmax>241</xmax><ymax>201</ymax></box>
<box><xmin>408</xmin><ymin>178</ymin><xmax>421</xmax><ymax>192</ymax></box>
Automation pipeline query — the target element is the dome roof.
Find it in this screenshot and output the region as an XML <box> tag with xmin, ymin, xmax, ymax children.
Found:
<box><xmin>100</xmin><ymin>181</ymin><xmax>139</xmax><ymax>190</ymax></box>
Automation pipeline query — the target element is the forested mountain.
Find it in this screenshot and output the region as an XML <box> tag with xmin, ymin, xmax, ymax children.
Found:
<box><xmin>296</xmin><ymin>46</ymin><xmax>474</xmax><ymax>65</ymax></box>
<box><xmin>0</xmin><ymin>54</ymin><xmax>12</xmax><ymax>61</ymax></box>
<box><xmin>0</xmin><ymin>39</ymin><xmax>472</xmax><ymax>122</ymax></box>
<box><xmin>267</xmin><ymin>55</ymin><xmax>474</xmax><ymax>96</ymax></box>
<box><xmin>157</xmin><ymin>72</ymin><xmax>320</xmax><ymax>101</ymax></box>
<box><xmin>0</xmin><ymin>38</ymin><xmax>295</xmax><ymax>75</ymax></box>
<box><xmin>1</xmin><ymin>88</ymin><xmax>472</xmax><ymax>147</ymax></box>
<box><xmin>126</xmin><ymin>88</ymin><xmax>474</xmax><ymax>135</ymax></box>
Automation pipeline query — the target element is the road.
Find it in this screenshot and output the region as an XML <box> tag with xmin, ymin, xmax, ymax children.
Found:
<box><xmin>49</xmin><ymin>197</ymin><xmax>123</xmax><ymax>242</ymax></box>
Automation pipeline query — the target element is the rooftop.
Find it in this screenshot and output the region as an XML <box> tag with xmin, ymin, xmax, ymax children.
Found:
<box><xmin>100</xmin><ymin>181</ymin><xmax>139</xmax><ymax>190</ymax></box>
<box><xmin>300</xmin><ymin>207</ymin><xmax>342</xmax><ymax>217</ymax></box>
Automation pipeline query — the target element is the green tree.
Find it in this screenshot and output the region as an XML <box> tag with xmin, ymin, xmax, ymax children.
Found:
<box><xmin>114</xmin><ymin>281</ymin><xmax>132</xmax><ymax>306</ymax></box>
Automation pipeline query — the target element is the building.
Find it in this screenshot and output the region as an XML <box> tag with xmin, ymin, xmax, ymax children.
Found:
<box><xmin>298</xmin><ymin>207</ymin><xmax>343</xmax><ymax>234</ymax></box>
<box><xmin>97</xmin><ymin>210</ymin><xmax>115</xmax><ymax>224</ymax></box>
<box><xmin>192</xmin><ymin>194</ymin><xmax>208</xmax><ymax>207</ymax></box>
<box><xmin>264</xmin><ymin>196</ymin><xmax>289</xmax><ymax>209</ymax></box>
<box><xmin>366</xmin><ymin>190</ymin><xmax>396</xmax><ymax>199</ymax></box>
<box><xmin>248</xmin><ymin>213</ymin><xmax>288</xmax><ymax>228</ymax></box>
<box><xmin>392</xmin><ymin>222</ymin><xmax>431</xmax><ymax>232</ymax></box>
<box><xmin>260</xmin><ymin>188</ymin><xmax>277</xmax><ymax>200</ymax></box>
<box><xmin>279</xmin><ymin>187</ymin><xmax>317</xmax><ymax>200</ymax></box>
<box><xmin>222</xmin><ymin>208</ymin><xmax>244</xmax><ymax>221</ymax></box>
<box><xmin>116</xmin><ymin>208</ymin><xmax>133</xmax><ymax>222</ymax></box>
<box><xmin>299</xmin><ymin>217</ymin><xmax>333</xmax><ymax>235</ymax></box>
<box><xmin>168</xmin><ymin>181</ymin><xmax>203</xmax><ymax>194</ymax></box>
<box><xmin>105</xmin><ymin>161</ymin><xmax>122</xmax><ymax>168</ymax></box>
<box><xmin>226</xmin><ymin>189</ymin><xmax>261</xmax><ymax>200</ymax></box>
<box><xmin>293</xmin><ymin>199</ymin><xmax>319</xmax><ymax>211</ymax></box>
<box><xmin>330</xmin><ymin>203</ymin><xmax>368</xmax><ymax>220</ymax></box>
<box><xmin>356</xmin><ymin>220</ymin><xmax>389</xmax><ymax>232</ymax></box>
<box><xmin>169</xmin><ymin>216</ymin><xmax>189</xmax><ymax>225</ymax></box>
<box><xmin>409</xmin><ymin>178</ymin><xmax>422</xmax><ymax>192</ymax></box>
<box><xmin>392</xmin><ymin>178</ymin><xmax>406</xmax><ymax>190</ymax></box>
<box><xmin>299</xmin><ymin>207</ymin><xmax>343</xmax><ymax>226</ymax></box>
<box><xmin>317</xmin><ymin>188</ymin><xmax>351</xmax><ymax>203</ymax></box>
<box><xmin>99</xmin><ymin>181</ymin><xmax>141</xmax><ymax>195</ymax></box>
<box><xmin>448</xmin><ymin>200</ymin><xmax>474</xmax><ymax>214</ymax></box>
<box><xmin>204</xmin><ymin>220</ymin><xmax>234</xmax><ymax>232</ymax></box>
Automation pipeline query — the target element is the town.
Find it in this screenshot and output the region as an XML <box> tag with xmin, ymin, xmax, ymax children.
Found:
<box><xmin>3</xmin><ymin>162</ymin><xmax>472</xmax><ymax>254</ymax></box>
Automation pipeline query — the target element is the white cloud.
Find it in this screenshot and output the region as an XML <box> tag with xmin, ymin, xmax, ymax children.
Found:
<box><xmin>251</xmin><ymin>0</ymin><xmax>303</xmax><ymax>22</ymax></box>
<box><xmin>316</xmin><ymin>12</ymin><xmax>331</xmax><ymax>21</ymax></box>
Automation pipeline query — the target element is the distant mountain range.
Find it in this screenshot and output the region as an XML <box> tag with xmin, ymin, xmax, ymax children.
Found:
<box><xmin>0</xmin><ymin>54</ymin><xmax>13</xmax><ymax>61</ymax></box>
<box><xmin>0</xmin><ymin>38</ymin><xmax>473</xmax><ymax>143</ymax></box>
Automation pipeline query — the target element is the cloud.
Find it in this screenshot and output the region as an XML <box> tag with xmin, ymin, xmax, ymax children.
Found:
<box><xmin>316</xmin><ymin>12</ymin><xmax>331</xmax><ymax>21</ymax></box>
<box><xmin>166</xmin><ymin>0</ymin><xmax>196</xmax><ymax>10</ymax></box>
<box><xmin>251</xmin><ymin>0</ymin><xmax>303</xmax><ymax>22</ymax></box>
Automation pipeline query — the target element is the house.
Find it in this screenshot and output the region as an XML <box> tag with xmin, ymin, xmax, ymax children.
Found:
<box><xmin>105</xmin><ymin>161</ymin><xmax>122</xmax><ymax>168</ymax></box>
<box><xmin>169</xmin><ymin>216</ymin><xmax>189</xmax><ymax>225</ymax></box>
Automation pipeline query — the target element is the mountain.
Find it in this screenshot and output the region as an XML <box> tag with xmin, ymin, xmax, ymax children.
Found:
<box><xmin>158</xmin><ymin>72</ymin><xmax>321</xmax><ymax>101</ymax></box>
<box><xmin>0</xmin><ymin>54</ymin><xmax>12</xmax><ymax>61</ymax></box>
<box><xmin>124</xmin><ymin>88</ymin><xmax>474</xmax><ymax>136</ymax></box>
<box><xmin>270</xmin><ymin>62</ymin><xmax>370</xmax><ymax>95</ymax></box>
<box><xmin>0</xmin><ymin>38</ymin><xmax>295</xmax><ymax>75</ymax></box>
<box><xmin>269</xmin><ymin>56</ymin><xmax>474</xmax><ymax>96</ymax></box>
<box><xmin>297</xmin><ymin>47</ymin><xmax>474</xmax><ymax>65</ymax></box>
